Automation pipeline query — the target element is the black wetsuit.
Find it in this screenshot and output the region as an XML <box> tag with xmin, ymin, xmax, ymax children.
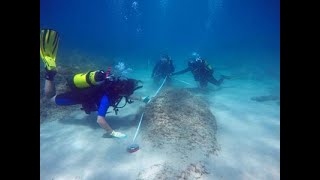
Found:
<box><xmin>55</xmin><ymin>78</ymin><xmax>138</xmax><ymax>115</ymax></box>
<box><xmin>172</xmin><ymin>59</ymin><xmax>224</xmax><ymax>88</ymax></box>
<box><xmin>152</xmin><ymin>60</ymin><xmax>175</xmax><ymax>82</ymax></box>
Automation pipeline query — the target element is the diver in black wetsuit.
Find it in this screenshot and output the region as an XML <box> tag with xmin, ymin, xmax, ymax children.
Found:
<box><xmin>171</xmin><ymin>55</ymin><xmax>229</xmax><ymax>88</ymax></box>
<box><xmin>151</xmin><ymin>54</ymin><xmax>175</xmax><ymax>84</ymax></box>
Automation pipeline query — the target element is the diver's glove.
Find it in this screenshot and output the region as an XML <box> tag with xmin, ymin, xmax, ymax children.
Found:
<box><xmin>44</xmin><ymin>68</ymin><xmax>57</xmax><ymax>81</ymax></box>
<box><xmin>110</xmin><ymin>130</ymin><xmax>127</xmax><ymax>139</ymax></box>
<box><xmin>142</xmin><ymin>96</ymin><xmax>150</xmax><ymax>103</ymax></box>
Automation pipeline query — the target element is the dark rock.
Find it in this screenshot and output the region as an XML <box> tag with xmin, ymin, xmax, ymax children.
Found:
<box><xmin>251</xmin><ymin>95</ymin><xmax>279</xmax><ymax>102</ymax></box>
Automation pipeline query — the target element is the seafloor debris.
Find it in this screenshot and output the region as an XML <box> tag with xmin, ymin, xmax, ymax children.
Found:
<box><xmin>137</xmin><ymin>161</ymin><xmax>209</xmax><ymax>180</ymax></box>
<box><xmin>251</xmin><ymin>95</ymin><xmax>279</xmax><ymax>102</ymax></box>
<box><xmin>177</xmin><ymin>162</ymin><xmax>209</xmax><ymax>180</ymax></box>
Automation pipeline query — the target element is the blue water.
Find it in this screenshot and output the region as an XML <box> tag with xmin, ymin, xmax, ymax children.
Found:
<box><xmin>40</xmin><ymin>0</ymin><xmax>280</xmax><ymax>179</ymax></box>
<box><xmin>40</xmin><ymin>0</ymin><xmax>279</xmax><ymax>67</ymax></box>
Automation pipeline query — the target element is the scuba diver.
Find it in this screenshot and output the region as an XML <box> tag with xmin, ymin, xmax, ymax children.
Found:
<box><xmin>171</xmin><ymin>53</ymin><xmax>230</xmax><ymax>88</ymax></box>
<box><xmin>151</xmin><ymin>54</ymin><xmax>175</xmax><ymax>84</ymax></box>
<box><xmin>40</xmin><ymin>29</ymin><xmax>149</xmax><ymax>139</ymax></box>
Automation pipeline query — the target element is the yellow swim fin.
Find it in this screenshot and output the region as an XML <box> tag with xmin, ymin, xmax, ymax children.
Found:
<box><xmin>40</xmin><ymin>29</ymin><xmax>60</xmax><ymax>71</ymax></box>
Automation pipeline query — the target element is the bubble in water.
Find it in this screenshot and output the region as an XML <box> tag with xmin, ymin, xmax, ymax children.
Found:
<box><xmin>113</xmin><ymin>61</ymin><xmax>133</xmax><ymax>77</ymax></box>
<box><xmin>132</xmin><ymin>1</ymin><xmax>138</xmax><ymax>11</ymax></box>
<box><xmin>206</xmin><ymin>0</ymin><xmax>223</xmax><ymax>30</ymax></box>
<box><xmin>160</xmin><ymin>0</ymin><xmax>168</xmax><ymax>15</ymax></box>
<box><xmin>136</xmin><ymin>27</ymin><xmax>142</xmax><ymax>33</ymax></box>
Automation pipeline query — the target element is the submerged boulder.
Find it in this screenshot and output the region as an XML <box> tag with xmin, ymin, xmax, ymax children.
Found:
<box><xmin>138</xmin><ymin>88</ymin><xmax>218</xmax><ymax>179</ymax></box>
<box><xmin>142</xmin><ymin>88</ymin><xmax>218</xmax><ymax>156</ymax></box>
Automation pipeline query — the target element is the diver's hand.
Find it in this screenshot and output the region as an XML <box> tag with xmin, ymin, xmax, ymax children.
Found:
<box><xmin>110</xmin><ymin>130</ymin><xmax>127</xmax><ymax>139</ymax></box>
<box><xmin>142</xmin><ymin>96</ymin><xmax>150</xmax><ymax>103</ymax></box>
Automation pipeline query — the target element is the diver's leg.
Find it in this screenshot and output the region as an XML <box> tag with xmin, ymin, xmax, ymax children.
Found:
<box><xmin>208</xmin><ymin>75</ymin><xmax>224</xmax><ymax>86</ymax></box>
<box><xmin>54</xmin><ymin>91</ymin><xmax>81</xmax><ymax>106</ymax></box>
<box><xmin>40</xmin><ymin>29</ymin><xmax>61</xmax><ymax>99</ymax></box>
<box><xmin>199</xmin><ymin>80</ymin><xmax>208</xmax><ymax>88</ymax></box>
<box><xmin>44</xmin><ymin>68</ymin><xmax>58</xmax><ymax>99</ymax></box>
<box><xmin>166</xmin><ymin>76</ymin><xmax>172</xmax><ymax>85</ymax></box>
<box><xmin>45</xmin><ymin>79</ymin><xmax>56</xmax><ymax>99</ymax></box>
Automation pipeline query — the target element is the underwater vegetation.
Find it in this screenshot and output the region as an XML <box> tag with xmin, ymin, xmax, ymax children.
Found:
<box><xmin>137</xmin><ymin>161</ymin><xmax>209</xmax><ymax>180</ymax></box>
<box><xmin>137</xmin><ymin>88</ymin><xmax>218</xmax><ymax>179</ymax></box>
<box><xmin>143</xmin><ymin>88</ymin><xmax>218</xmax><ymax>156</ymax></box>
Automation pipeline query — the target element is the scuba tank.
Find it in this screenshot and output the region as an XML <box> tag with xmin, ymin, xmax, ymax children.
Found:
<box><xmin>75</xmin><ymin>73</ymin><xmax>144</xmax><ymax>115</ymax></box>
<box><xmin>68</xmin><ymin>70</ymin><xmax>107</xmax><ymax>114</ymax></box>
<box><xmin>72</xmin><ymin>70</ymin><xmax>106</xmax><ymax>88</ymax></box>
<box><xmin>68</xmin><ymin>67</ymin><xmax>112</xmax><ymax>90</ymax></box>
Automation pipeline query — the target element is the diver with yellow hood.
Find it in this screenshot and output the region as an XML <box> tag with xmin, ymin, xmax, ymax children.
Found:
<box><xmin>40</xmin><ymin>29</ymin><xmax>149</xmax><ymax>138</ymax></box>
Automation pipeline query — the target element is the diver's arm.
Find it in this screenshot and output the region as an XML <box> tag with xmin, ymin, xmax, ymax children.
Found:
<box><xmin>96</xmin><ymin>95</ymin><xmax>113</xmax><ymax>133</ymax></box>
<box><xmin>97</xmin><ymin>114</ymin><xmax>127</xmax><ymax>138</ymax></box>
<box><xmin>129</xmin><ymin>95</ymin><xmax>150</xmax><ymax>103</ymax></box>
<box><xmin>97</xmin><ymin>116</ymin><xmax>113</xmax><ymax>133</ymax></box>
<box><xmin>172</xmin><ymin>67</ymin><xmax>191</xmax><ymax>76</ymax></box>
<box><xmin>96</xmin><ymin>95</ymin><xmax>127</xmax><ymax>138</ymax></box>
<box><xmin>129</xmin><ymin>95</ymin><xmax>142</xmax><ymax>101</ymax></box>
